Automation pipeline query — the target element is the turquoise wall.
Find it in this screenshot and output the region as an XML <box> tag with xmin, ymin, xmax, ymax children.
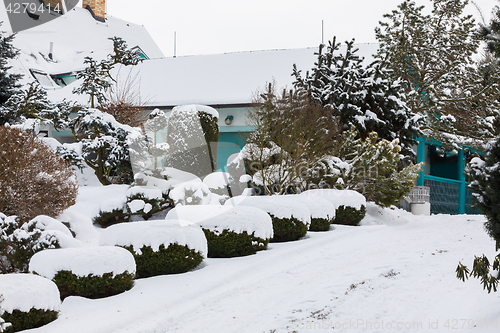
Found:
<box><xmin>217</xmin><ymin>132</ymin><xmax>249</xmax><ymax>171</ymax></box>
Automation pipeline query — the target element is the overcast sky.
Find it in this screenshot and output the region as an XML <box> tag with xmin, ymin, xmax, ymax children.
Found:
<box><xmin>102</xmin><ymin>0</ymin><xmax>500</xmax><ymax>57</ymax></box>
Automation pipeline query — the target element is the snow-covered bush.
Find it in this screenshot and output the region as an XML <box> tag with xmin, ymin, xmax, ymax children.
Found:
<box><xmin>29</xmin><ymin>247</ymin><xmax>135</xmax><ymax>300</ymax></box>
<box><xmin>281</xmin><ymin>195</ymin><xmax>336</xmax><ymax>231</ymax></box>
<box><xmin>225</xmin><ymin>196</ymin><xmax>310</xmax><ymax>242</ymax></box>
<box><xmin>301</xmin><ymin>189</ymin><xmax>367</xmax><ymax>226</ymax></box>
<box><xmin>92</xmin><ymin>186</ymin><xmax>173</xmax><ymax>227</ymax></box>
<box><xmin>0</xmin><ymin>214</ymin><xmax>60</xmax><ymax>274</ymax></box>
<box><xmin>170</xmin><ymin>182</ymin><xmax>211</xmax><ymax>206</ymax></box>
<box><xmin>0</xmin><ymin>299</ymin><xmax>11</xmax><ymax>333</ymax></box>
<box><xmin>99</xmin><ymin>220</ymin><xmax>206</xmax><ymax>278</ymax></box>
<box><xmin>0</xmin><ymin>274</ymin><xmax>60</xmax><ymax>332</ymax></box>
<box><xmin>306</xmin><ymin>127</ymin><xmax>423</xmax><ymax>208</ymax></box>
<box><xmin>69</xmin><ymin>108</ymin><xmax>145</xmax><ymax>185</ymax></box>
<box><xmin>166</xmin><ymin>205</ymin><xmax>273</xmax><ymax>257</ymax></box>
<box><xmin>165</xmin><ymin>105</ymin><xmax>219</xmax><ymax>178</ymax></box>
<box><xmin>0</xmin><ymin>126</ymin><xmax>78</xmax><ymax>222</ymax></box>
<box><xmin>203</xmin><ymin>172</ymin><xmax>231</xmax><ymax>196</ymax></box>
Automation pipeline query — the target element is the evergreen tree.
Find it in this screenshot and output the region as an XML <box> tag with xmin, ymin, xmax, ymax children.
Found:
<box><xmin>0</xmin><ymin>27</ymin><xmax>22</xmax><ymax>107</ymax></box>
<box><xmin>69</xmin><ymin>108</ymin><xmax>142</xmax><ymax>185</ymax></box>
<box><xmin>73</xmin><ymin>37</ymin><xmax>143</xmax><ymax>108</ymax></box>
<box><xmin>457</xmin><ymin>138</ymin><xmax>500</xmax><ymax>293</ymax></box>
<box><xmin>480</xmin><ymin>5</ymin><xmax>500</xmax><ymax>58</ymax></box>
<box><xmin>375</xmin><ymin>0</ymin><xmax>488</xmax><ymax>148</ymax></box>
<box><xmin>307</xmin><ymin>126</ymin><xmax>423</xmax><ymax>207</ymax></box>
<box><xmin>293</xmin><ymin>37</ymin><xmax>422</xmax><ymax>159</ymax></box>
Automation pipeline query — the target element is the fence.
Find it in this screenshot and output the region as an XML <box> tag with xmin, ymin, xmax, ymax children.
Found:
<box><xmin>422</xmin><ymin>175</ymin><xmax>480</xmax><ymax>215</ymax></box>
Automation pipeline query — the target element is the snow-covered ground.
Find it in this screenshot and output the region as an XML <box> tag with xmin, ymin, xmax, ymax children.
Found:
<box><xmin>24</xmin><ymin>196</ymin><xmax>500</xmax><ymax>333</ymax></box>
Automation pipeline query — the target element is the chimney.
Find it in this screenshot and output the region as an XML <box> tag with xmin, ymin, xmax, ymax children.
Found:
<box><xmin>82</xmin><ymin>0</ymin><xmax>106</xmax><ymax>22</ymax></box>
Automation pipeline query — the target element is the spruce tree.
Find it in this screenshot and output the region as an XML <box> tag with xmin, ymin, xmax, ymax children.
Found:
<box><xmin>480</xmin><ymin>5</ymin><xmax>500</xmax><ymax>58</ymax></box>
<box><xmin>457</xmin><ymin>138</ymin><xmax>500</xmax><ymax>293</ymax></box>
<box><xmin>0</xmin><ymin>27</ymin><xmax>22</xmax><ymax>119</ymax></box>
<box><xmin>293</xmin><ymin>37</ymin><xmax>422</xmax><ymax>159</ymax></box>
<box><xmin>375</xmin><ymin>0</ymin><xmax>488</xmax><ymax>148</ymax></box>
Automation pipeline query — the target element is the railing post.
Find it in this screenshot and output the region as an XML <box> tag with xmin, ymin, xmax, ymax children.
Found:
<box><xmin>417</xmin><ymin>138</ymin><xmax>425</xmax><ymax>186</ymax></box>
<box><xmin>458</xmin><ymin>149</ymin><xmax>466</xmax><ymax>214</ymax></box>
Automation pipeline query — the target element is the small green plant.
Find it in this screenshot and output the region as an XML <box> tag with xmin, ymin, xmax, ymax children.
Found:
<box><xmin>203</xmin><ymin>229</ymin><xmax>269</xmax><ymax>258</ymax></box>
<box><xmin>456</xmin><ymin>254</ymin><xmax>500</xmax><ymax>293</ymax></box>
<box><xmin>309</xmin><ymin>218</ymin><xmax>332</xmax><ymax>232</ymax></box>
<box><xmin>334</xmin><ymin>205</ymin><xmax>366</xmax><ymax>226</ymax></box>
<box><xmin>123</xmin><ymin>243</ymin><xmax>203</xmax><ymax>278</ymax></box>
<box><xmin>51</xmin><ymin>270</ymin><xmax>134</xmax><ymax>300</ymax></box>
<box><xmin>1</xmin><ymin>308</ymin><xmax>57</xmax><ymax>333</ymax></box>
<box><xmin>269</xmin><ymin>214</ymin><xmax>308</xmax><ymax>243</ymax></box>
<box><xmin>92</xmin><ymin>208</ymin><xmax>129</xmax><ymax>228</ymax></box>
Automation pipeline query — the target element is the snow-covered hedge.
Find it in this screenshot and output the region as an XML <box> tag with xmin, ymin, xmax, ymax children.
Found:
<box><xmin>99</xmin><ymin>220</ymin><xmax>207</xmax><ymax>278</ymax></box>
<box><xmin>0</xmin><ymin>214</ymin><xmax>60</xmax><ymax>274</ymax></box>
<box><xmin>300</xmin><ymin>189</ymin><xmax>367</xmax><ymax>225</ymax></box>
<box><xmin>169</xmin><ymin>182</ymin><xmax>212</xmax><ymax>206</ymax></box>
<box><xmin>281</xmin><ymin>195</ymin><xmax>336</xmax><ymax>231</ymax></box>
<box><xmin>0</xmin><ymin>274</ymin><xmax>60</xmax><ymax>332</ymax></box>
<box><xmin>29</xmin><ymin>247</ymin><xmax>136</xmax><ymax>300</ymax></box>
<box><xmin>92</xmin><ymin>185</ymin><xmax>173</xmax><ymax>227</ymax></box>
<box><xmin>166</xmin><ymin>205</ymin><xmax>273</xmax><ymax>257</ymax></box>
<box><xmin>225</xmin><ymin>196</ymin><xmax>310</xmax><ymax>242</ymax></box>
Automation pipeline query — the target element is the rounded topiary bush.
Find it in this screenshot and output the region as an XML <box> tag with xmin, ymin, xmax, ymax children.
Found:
<box><xmin>300</xmin><ymin>189</ymin><xmax>367</xmax><ymax>226</ymax></box>
<box><xmin>0</xmin><ymin>126</ymin><xmax>78</xmax><ymax>223</ymax></box>
<box><xmin>99</xmin><ymin>220</ymin><xmax>207</xmax><ymax>278</ymax></box>
<box><xmin>334</xmin><ymin>205</ymin><xmax>367</xmax><ymax>226</ymax></box>
<box><xmin>166</xmin><ymin>205</ymin><xmax>273</xmax><ymax>257</ymax></box>
<box><xmin>281</xmin><ymin>195</ymin><xmax>336</xmax><ymax>231</ymax></box>
<box><xmin>0</xmin><ymin>274</ymin><xmax>60</xmax><ymax>332</ymax></box>
<box><xmin>124</xmin><ymin>243</ymin><xmax>203</xmax><ymax>277</ymax></box>
<box><xmin>225</xmin><ymin>196</ymin><xmax>310</xmax><ymax>242</ymax></box>
<box><xmin>29</xmin><ymin>247</ymin><xmax>136</xmax><ymax>300</ymax></box>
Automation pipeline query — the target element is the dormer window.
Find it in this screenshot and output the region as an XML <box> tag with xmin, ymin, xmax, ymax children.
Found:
<box><xmin>30</xmin><ymin>69</ymin><xmax>58</xmax><ymax>88</ymax></box>
<box><xmin>131</xmin><ymin>46</ymin><xmax>149</xmax><ymax>60</ymax></box>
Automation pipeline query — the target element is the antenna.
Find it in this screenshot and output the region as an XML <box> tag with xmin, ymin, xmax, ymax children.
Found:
<box><xmin>322</xmin><ymin>20</ymin><xmax>324</xmax><ymax>44</ymax></box>
<box><xmin>174</xmin><ymin>31</ymin><xmax>177</xmax><ymax>58</ymax></box>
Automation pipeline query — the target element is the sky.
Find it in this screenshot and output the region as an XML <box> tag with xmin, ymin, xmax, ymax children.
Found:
<box><xmin>101</xmin><ymin>0</ymin><xmax>500</xmax><ymax>57</ymax></box>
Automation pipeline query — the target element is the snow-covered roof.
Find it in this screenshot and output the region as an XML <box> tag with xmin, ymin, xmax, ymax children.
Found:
<box><xmin>123</xmin><ymin>44</ymin><xmax>379</xmax><ymax>107</ymax></box>
<box><xmin>5</xmin><ymin>6</ymin><xmax>163</xmax><ymax>91</ymax></box>
<box><xmin>35</xmin><ymin>43</ymin><xmax>377</xmax><ymax>107</ymax></box>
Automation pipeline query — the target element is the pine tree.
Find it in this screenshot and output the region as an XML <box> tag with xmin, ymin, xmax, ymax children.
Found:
<box><xmin>457</xmin><ymin>137</ymin><xmax>500</xmax><ymax>293</ymax></box>
<box><xmin>293</xmin><ymin>38</ymin><xmax>422</xmax><ymax>159</ymax></box>
<box><xmin>480</xmin><ymin>5</ymin><xmax>500</xmax><ymax>58</ymax></box>
<box><xmin>0</xmin><ymin>27</ymin><xmax>22</xmax><ymax>123</ymax></box>
<box><xmin>69</xmin><ymin>108</ymin><xmax>142</xmax><ymax>185</ymax></box>
<box><xmin>375</xmin><ymin>0</ymin><xmax>486</xmax><ymax>148</ymax></box>
<box><xmin>309</xmin><ymin>126</ymin><xmax>423</xmax><ymax>207</ymax></box>
<box><xmin>73</xmin><ymin>37</ymin><xmax>143</xmax><ymax>108</ymax></box>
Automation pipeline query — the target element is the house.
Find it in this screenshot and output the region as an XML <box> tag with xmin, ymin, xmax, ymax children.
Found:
<box><xmin>3</xmin><ymin>1</ymin><xmax>477</xmax><ymax>215</ymax></box>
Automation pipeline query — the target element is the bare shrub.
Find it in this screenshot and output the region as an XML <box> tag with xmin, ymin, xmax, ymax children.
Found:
<box><xmin>0</xmin><ymin>126</ymin><xmax>78</xmax><ymax>222</ymax></box>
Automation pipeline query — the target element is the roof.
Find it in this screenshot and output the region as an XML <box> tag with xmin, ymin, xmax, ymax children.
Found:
<box><xmin>113</xmin><ymin>44</ymin><xmax>379</xmax><ymax>107</ymax></box>
<box><xmin>4</xmin><ymin>6</ymin><xmax>164</xmax><ymax>93</ymax></box>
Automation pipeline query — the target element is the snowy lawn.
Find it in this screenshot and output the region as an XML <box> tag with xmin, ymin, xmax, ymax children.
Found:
<box><xmin>26</xmin><ymin>204</ymin><xmax>500</xmax><ymax>333</ymax></box>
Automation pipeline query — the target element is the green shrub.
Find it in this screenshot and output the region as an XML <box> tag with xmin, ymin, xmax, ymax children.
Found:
<box><xmin>0</xmin><ymin>215</ymin><xmax>59</xmax><ymax>273</ymax></box>
<box><xmin>51</xmin><ymin>270</ymin><xmax>134</xmax><ymax>300</ymax></box>
<box><xmin>269</xmin><ymin>214</ymin><xmax>308</xmax><ymax>243</ymax></box>
<box><xmin>309</xmin><ymin>217</ymin><xmax>332</xmax><ymax>232</ymax></box>
<box><xmin>1</xmin><ymin>308</ymin><xmax>58</xmax><ymax>333</ymax></box>
<box><xmin>92</xmin><ymin>208</ymin><xmax>129</xmax><ymax>228</ymax></box>
<box><xmin>92</xmin><ymin>192</ymin><xmax>173</xmax><ymax>227</ymax></box>
<box><xmin>123</xmin><ymin>243</ymin><xmax>203</xmax><ymax>278</ymax></box>
<box><xmin>203</xmin><ymin>229</ymin><xmax>268</xmax><ymax>258</ymax></box>
<box><xmin>334</xmin><ymin>205</ymin><xmax>366</xmax><ymax>226</ymax></box>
